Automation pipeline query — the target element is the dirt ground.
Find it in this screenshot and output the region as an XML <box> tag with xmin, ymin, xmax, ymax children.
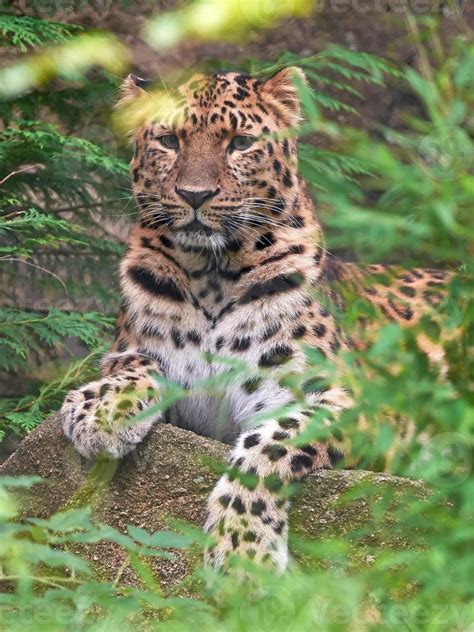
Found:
<box><xmin>0</xmin><ymin>412</ymin><xmax>427</xmax><ymax>590</ymax></box>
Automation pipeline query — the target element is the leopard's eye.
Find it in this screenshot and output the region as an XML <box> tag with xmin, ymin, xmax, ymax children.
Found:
<box><xmin>229</xmin><ymin>135</ymin><xmax>258</xmax><ymax>151</ymax></box>
<box><xmin>158</xmin><ymin>134</ymin><xmax>180</xmax><ymax>150</ymax></box>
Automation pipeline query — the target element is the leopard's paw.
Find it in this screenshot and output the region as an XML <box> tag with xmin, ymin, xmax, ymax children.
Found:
<box><xmin>61</xmin><ymin>378</ymin><xmax>159</xmax><ymax>459</ymax></box>
<box><xmin>204</xmin><ymin>475</ymin><xmax>289</xmax><ymax>572</ymax></box>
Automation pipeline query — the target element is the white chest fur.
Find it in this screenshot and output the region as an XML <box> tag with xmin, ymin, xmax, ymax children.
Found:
<box><xmin>130</xmin><ymin>296</ymin><xmax>304</xmax><ymax>442</ymax></box>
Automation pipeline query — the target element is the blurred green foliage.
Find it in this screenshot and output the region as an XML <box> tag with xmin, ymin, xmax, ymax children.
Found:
<box><xmin>144</xmin><ymin>0</ymin><xmax>313</xmax><ymax>49</ymax></box>
<box><xmin>0</xmin><ymin>3</ymin><xmax>472</xmax><ymax>631</ymax></box>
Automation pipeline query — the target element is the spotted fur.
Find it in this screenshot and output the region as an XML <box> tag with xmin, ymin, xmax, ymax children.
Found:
<box><xmin>60</xmin><ymin>69</ymin><xmax>455</xmax><ymax>571</ymax></box>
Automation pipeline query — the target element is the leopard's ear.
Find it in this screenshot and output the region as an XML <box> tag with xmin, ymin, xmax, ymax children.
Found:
<box><xmin>119</xmin><ymin>73</ymin><xmax>153</xmax><ymax>103</ymax></box>
<box><xmin>261</xmin><ymin>66</ymin><xmax>306</xmax><ymax>124</ymax></box>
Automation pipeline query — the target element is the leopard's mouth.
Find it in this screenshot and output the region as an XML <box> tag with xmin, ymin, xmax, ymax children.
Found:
<box><xmin>179</xmin><ymin>218</ymin><xmax>214</xmax><ymax>236</ymax></box>
<box><xmin>173</xmin><ymin>220</ymin><xmax>227</xmax><ymax>251</ymax></box>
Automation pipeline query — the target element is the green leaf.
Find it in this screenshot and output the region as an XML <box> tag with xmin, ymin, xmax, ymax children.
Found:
<box><xmin>127</xmin><ymin>526</ymin><xmax>194</xmax><ymax>549</ymax></box>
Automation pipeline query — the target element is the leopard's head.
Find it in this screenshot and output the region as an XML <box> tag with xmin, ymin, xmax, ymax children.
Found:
<box><xmin>121</xmin><ymin>68</ymin><xmax>305</xmax><ymax>250</ymax></box>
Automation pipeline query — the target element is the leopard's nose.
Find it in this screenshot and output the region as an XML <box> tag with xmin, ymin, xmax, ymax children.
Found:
<box><xmin>175</xmin><ymin>187</ymin><xmax>219</xmax><ymax>210</ymax></box>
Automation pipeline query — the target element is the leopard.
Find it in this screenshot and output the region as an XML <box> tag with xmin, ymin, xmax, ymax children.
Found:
<box><xmin>60</xmin><ymin>68</ymin><xmax>455</xmax><ymax>572</ymax></box>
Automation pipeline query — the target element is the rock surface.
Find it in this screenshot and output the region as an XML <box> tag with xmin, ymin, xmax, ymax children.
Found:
<box><xmin>0</xmin><ymin>414</ymin><xmax>425</xmax><ymax>589</ymax></box>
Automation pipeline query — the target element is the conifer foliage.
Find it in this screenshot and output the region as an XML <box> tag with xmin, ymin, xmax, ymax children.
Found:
<box><xmin>0</xmin><ymin>8</ymin><xmax>128</xmax><ymax>441</ymax></box>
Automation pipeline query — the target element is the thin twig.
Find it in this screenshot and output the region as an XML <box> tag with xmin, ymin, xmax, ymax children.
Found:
<box><xmin>0</xmin><ymin>165</ymin><xmax>43</xmax><ymax>186</ymax></box>
<box><xmin>0</xmin><ymin>257</ymin><xmax>68</xmax><ymax>294</ymax></box>
<box><xmin>0</xmin><ymin>574</ymin><xmax>82</xmax><ymax>589</ymax></box>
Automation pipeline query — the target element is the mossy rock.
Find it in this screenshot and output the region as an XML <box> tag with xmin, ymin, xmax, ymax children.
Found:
<box><xmin>0</xmin><ymin>414</ymin><xmax>426</xmax><ymax>590</ymax></box>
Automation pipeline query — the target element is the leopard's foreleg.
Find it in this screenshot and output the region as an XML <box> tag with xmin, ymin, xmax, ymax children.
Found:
<box><xmin>204</xmin><ymin>388</ymin><xmax>348</xmax><ymax>571</ymax></box>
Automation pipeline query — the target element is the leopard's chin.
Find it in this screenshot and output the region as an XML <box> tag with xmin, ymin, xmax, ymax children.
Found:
<box><xmin>174</xmin><ymin>230</ymin><xmax>227</xmax><ymax>251</ymax></box>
